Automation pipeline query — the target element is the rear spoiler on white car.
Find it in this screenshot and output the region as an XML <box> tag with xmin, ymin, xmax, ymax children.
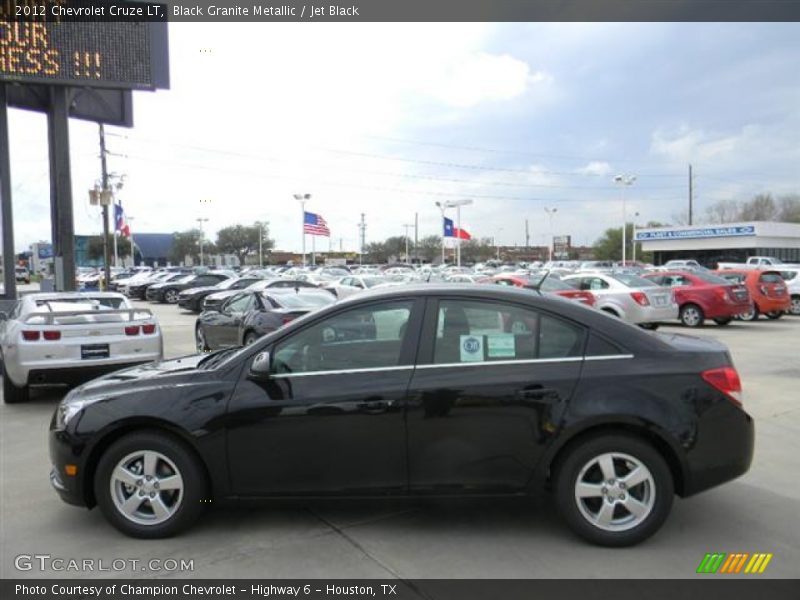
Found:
<box><xmin>23</xmin><ymin>309</ymin><xmax>156</xmax><ymax>326</ymax></box>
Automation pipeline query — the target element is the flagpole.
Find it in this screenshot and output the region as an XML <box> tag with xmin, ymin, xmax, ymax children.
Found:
<box><xmin>113</xmin><ymin>232</ymin><xmax>118</xmax><ymax>267</ymax></box>
<box><xmin>294</xmin><ymin>193</ymin><xmax>310</xmax><ymax>267</ymax></box>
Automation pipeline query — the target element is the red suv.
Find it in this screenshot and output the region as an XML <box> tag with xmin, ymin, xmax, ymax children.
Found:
<box><xmin>642</xmin><ymin>270</ymin><xmax>752</xmax><ymax>327</ymax></box>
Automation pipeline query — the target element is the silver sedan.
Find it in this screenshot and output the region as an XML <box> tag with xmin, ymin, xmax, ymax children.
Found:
<box><xmin>561</xmin><ymin>272</ymin><xmax>678</xmax><ymax>326</ymax></box>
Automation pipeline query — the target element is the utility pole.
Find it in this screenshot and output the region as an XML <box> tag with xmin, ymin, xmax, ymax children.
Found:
<box><xmin>98</xmin><ymin>125</ymin><xmax>112</xmax><ymax>289</ymax></box>
<box><xmin>414</xmin><ymin>212</ymin><xmax>418</xmax><ymax>265</ymax></box>
<box><xmin>0</xmin><ymin>84</ymin><xmax>18</xmax><ymax>298</ymax></box>
<box><xmin>688</xmin><ymin>164</ymin><xmax>693</xmax><ymax>225</ymax></box>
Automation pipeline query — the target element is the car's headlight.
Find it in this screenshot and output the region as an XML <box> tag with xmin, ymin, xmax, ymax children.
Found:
<box><xmin>55</xmin><ymin>399</ymin><xmax>87</xmax><ymax>430</ymax></box>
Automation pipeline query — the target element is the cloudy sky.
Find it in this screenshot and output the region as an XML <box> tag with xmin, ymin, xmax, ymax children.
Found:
<box><xmin>6</xmin><ymin>22</ymin><xmax>800</xmax><ymax>253</ymax></box>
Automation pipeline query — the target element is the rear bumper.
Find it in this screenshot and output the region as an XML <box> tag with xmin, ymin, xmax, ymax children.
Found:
<box><xmin>754</xmin><ymin>296</ymin><xmax>791</xmax><ymax>313</ymax></box>
<box><xmin>682</xmin><ymin>403</ymin><xmax>755</xmax><ymax>497</ymax></box>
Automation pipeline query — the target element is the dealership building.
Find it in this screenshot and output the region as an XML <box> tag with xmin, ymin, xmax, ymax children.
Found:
<box><xmin>635</xmin><ymin>221</ymin><xmax>800</xmax><ymax>267</ymax></box>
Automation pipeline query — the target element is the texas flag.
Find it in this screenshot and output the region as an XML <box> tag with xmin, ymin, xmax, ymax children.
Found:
<box><xmin>444</xmin><ymin>217</ymin><xmax>471</xmax><ymax>240</ymax></box>
<box><xmin>114</xmin><ymin>202</ymin><xmax>130</xmax><ymax>238</ymax></box>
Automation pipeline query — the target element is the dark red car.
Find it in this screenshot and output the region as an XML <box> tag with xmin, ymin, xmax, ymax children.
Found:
<box><xmin>642</xmin><ymin>270</ymin><xmax>752</xmax><ymax>327</ymax></box>
<box><xmin>490</xmin><ymin>274</ymin><xmax>596</xmax><ymax>307</ymax></box>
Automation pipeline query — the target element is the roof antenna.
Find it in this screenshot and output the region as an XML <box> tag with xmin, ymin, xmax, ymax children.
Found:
<box><xmin>530</xmin><ymin>269</ymin><xmax>550</xmax><ymax>293</ymax></box>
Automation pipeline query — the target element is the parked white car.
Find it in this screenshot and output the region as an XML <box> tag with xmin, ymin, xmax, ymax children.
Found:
<box><xmin>561</xmin><ymin>272</ymin><xmax>678</xmax><ymax>327</ymax></box>
<box><xmin>778</xmin><ymin>268</ymin><xmax>800</xmax><ymax>315</ymax></box>
<box><xmin>0</xmin><ymin>293</ymin><xmax>163</xmax><ymax>403</ymax></box>
<box><xmin>323</xmin><ymin>275</ymin><xmax>401</xmax><ymax>299</ymax></box>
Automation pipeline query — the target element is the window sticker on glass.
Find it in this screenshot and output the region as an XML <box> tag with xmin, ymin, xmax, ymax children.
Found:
<box><xmin>487</xmin><ymin>334</ymin><xmax>515</xmax><ymax>358</ymax></box>
<box><xmin>460</xmin><ymin>335</ymin><xmax>484</xmax><ymax>362</ymax></box>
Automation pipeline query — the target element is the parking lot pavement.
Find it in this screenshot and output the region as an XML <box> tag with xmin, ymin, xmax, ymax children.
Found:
<box><xmin>1</xmin><ymin>307</ymin><xmax>799</xmax><ymax>579</ymax></box>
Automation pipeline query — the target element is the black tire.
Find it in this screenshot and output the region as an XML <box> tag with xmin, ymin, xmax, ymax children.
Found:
<box><xmin>94</xmin><ymin>431</ymin><xmax>207</xmax><ymax>538</ymax></box>
<box><xmin>679</xmin><ymin>303</ymin><xmax>704</xmax><ymax>327</ymax></box>
<box><xmin>765</xmin><ymin>311</ymin><xmax>783</xmax><ymax>320</ymax></box>
<box><xmin>244</xmin><ymin>331</ymin><xmax>260</xmax><ymax>346</ymax></box>
<box><xmin>3</xmin><ymin>362</ymin><xmax>29</xmax><ymax>404</ymax></box>
<box><xmin>639</xmin><ymin>323</ymin><xmax>659</xmax><ymax>330</ymax></box>
<box><xmin>555</xmin><ymin>434</ymin><xmax>674</xmax><ymax>547</ymax></box>
<box><xmin>713</xmin><ymin>318</ymin><xmax>732</xmax><ymax>326</ymax></box>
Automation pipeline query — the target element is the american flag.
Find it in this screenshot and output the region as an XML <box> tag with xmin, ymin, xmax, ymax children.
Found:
<box><xmin>303</xmin><ymin>211</ymin><xmax>330</xmax><ymax>237</ymax></box>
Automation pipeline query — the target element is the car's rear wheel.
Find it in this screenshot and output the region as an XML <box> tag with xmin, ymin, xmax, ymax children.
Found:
<box><xmin>94</xmin><ymin>431</ymin><xmax>207</xmax><ymax>538</ymax></box>
<box><xmin>790</xmin><ymin>295</ymin><xmax>800</xmax><ymax>316</ymax></box>
<box><xmin>2</xmin><ymin>363</ymin><xmax>29</xmax><ymax>404</ymax></box>
<box><xmin>639</xmin><ymin>323</ymin><xmax>659</xmax><ymax>330</ymax></box>
<box><xmin>713</xmin><ymin>317</ymin><xmax>732</xmax><ymax>326</ymax></box>
<box><xmin>679</xmin><ymin>304</ymin><xmax>704</xmax><ymax>327</ymax></box>
<box><xmin>164</xmin><ymin>289</ymin><xmax>179</xmax><ymax>304</ymax></box>
<box><xmin>195</xmin><ymin>326</ymin><xmax>209</xmax><ymax>353</ymax></box>
<box><xmin>555</xmin><ymin>434</ymin><xmax>673</xmax><ymax>547</ymax></box>
<box><xmin>765</xmin><ymin>311</ymin><xmax>783</xmax><ymax>320</ymax></box>
<box><xmin>244</xmin><ymin>331</ymin><xmax>260</xmax><ymax>346</ymax></box>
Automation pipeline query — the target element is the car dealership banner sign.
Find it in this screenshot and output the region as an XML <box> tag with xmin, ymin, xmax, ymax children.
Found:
<box><xmin>635</xmin><ymin>225</ymin><xmax>756</xmax><ymax>242</ymax></box>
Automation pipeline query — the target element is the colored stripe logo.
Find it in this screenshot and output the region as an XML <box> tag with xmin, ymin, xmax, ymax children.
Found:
<box><xmin>697</xmin><ymin>553</ymin><xmax>773</xmax><ymax>574</ymax></box>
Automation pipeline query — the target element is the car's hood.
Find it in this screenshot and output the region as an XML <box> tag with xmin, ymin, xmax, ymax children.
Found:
<box><xmin>180</xmin><ymin>286</ymin><xmax>218</xmax><ymax>296</ymax></box>
<box><xmin>74</xmin><ymin>354</ymin><xmax>207</xmax><ymax>395</ymax></box>
<box><xmin>205</xmin><ymin>290</ymin><xmax>239</xmax><ymax>301</ymax></box>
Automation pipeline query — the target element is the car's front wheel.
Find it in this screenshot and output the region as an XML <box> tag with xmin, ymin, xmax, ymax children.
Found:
<box><xmin>244</xmin><ymin>331</ymin><xmax>261</xmax><ymax>346</ymax></box>
<box><xmin>94</xmin><ymin>431</ymin><xmax>207</xmax><ymax>538</ymax></box>
<box><xmin>555</xmin><ymin>434</ymin><xmax>674</xmax><ymax>547</ymax></box>
<box><xmin>765</xmin><ymin>311</ymin><xmax>783</xmax><ymax>320</ymax></box>
<box><xmin>163</xmin><ymin>289</ymin><xmax>179</xmax><ymax>304</ymax></box>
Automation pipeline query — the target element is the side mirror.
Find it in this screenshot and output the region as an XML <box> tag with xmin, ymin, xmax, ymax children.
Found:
<box><xmin>248</xmin><ymin>351</ymin><xmax>271</xmax><ymax>380</ymax></box>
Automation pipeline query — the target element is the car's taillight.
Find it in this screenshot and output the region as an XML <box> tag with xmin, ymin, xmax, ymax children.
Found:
<box><xmin>630</xmin><ymin>291</ymin><xmax>649</xmax><ymax>306</ymax></box>
<box><xmin>141</xmin><ymin>323</ymin><xmax>156</xmax><ymax>335</ymax></box>
<box><xmin>21</xmin><ymin>330</ymin><xmax>40</xmax><ymax>341</ymax></box>
<box><xmin>125</xmin><ymin>325</ymin><xmax>140</xmax><ymax>336</ymax></box>
<box><xmin>281</xmin><ymin>316</ymin><xmax>295</xmax><ymax>325</ymax></box>
<box><xmin>702</xmin><ymin>366</ymin><xmax>743</xmax><ymax>407</ymax></box>
<box><xmin>43</xmin><ymin>330</ymin><xmax>61</xmax><ymax>341</ymax></box>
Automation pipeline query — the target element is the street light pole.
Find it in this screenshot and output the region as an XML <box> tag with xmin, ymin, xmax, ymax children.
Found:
<box><xmin>544</xmin><ymin>207</ymin><xmax>557</xmax><ymax>262</ymax></box>
<box><xmin>402</xmin><ymin>224</ymin><xmax>413</xmax><ymax>264</ymax></box>
<box><xmin>294</xmin><ymin>193</ymin><xmax>311</xmax><ymax>267</ymax></box>
<box><xmin>196</xmin><ymin>217</ymin><xmax>209</xmax><ymax>267</ymax></box>
<box><xmin>442</xmin><ymin>199</ymin><xmax>473</xmax><ymax>268</ymax></box>
<box><xmin>127</xmin><ymin>216</ymin><xmax>135</xmax><ymax>266</ymax></box>
<box><xmin>435</xmin><ymin>202</ymin><xmax>446</xmax><ymax>265</ymax></box>
<box><xmin>633</xmin><ymin>212</ymin><xmax>640</xmax><ymax>264</ymax></box>
<box><xmin>495</xmin><ymin>227</ymin><xmax>503</xmax><ymax>260</ymax></box>
<box><xmin>614</xmin><ymin>175</ymin><xmax>636</xmax><ymax>265</ymax></box>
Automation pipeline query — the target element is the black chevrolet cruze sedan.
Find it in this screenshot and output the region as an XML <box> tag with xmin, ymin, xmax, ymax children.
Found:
<box><xmin>49</xmin><ymin>285</ymin><xmax>754</xmax><ymax>545</ymax></box>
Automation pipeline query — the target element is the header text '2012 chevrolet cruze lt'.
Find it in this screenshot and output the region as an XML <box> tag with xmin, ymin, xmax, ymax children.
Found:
<box><xmin>49</xmin><ymin>285</ymin><xmax>753</xmax><ymax>546</ymax></box>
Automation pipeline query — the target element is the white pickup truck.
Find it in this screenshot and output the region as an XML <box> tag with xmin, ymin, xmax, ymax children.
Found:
<box><xmin>717</xmin><ymin>256</ymin><xmax>800</xmax><ymax>270</ymax></box>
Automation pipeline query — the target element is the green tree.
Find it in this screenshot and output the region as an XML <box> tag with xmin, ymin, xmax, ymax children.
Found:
<box><xmin>417</xmin><ymin>235</ymin><xmax>442</xmax><ymax>263</ymax></box>
<box><xmin>86</xmin><ymin>234</ymin><xmax>131</xmax><ymax>262</ymax></box>
<box><xmin>216</xmin><ymin>222</ymin><xmax>274</xmax><ymax>266</ymax></box>
<box><xmin>170</xmin><ymin>229</ymin><xmax>204</xmax><ymax>265</ymax></box>
<box><xmin>593</xmin><ymin>222</ymin><xmax>664</xmax><ymax>263</ymax></box>
<box><xmin>459</xmin><ymin>237</ymin><xmax>495</xmax><ymax>263</ymax></box>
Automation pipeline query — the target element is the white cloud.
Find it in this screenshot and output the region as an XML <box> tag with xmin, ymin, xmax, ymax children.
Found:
<box><xmin>429</xmin><ymin>52</ymin><xmax>545</xmax><ymax>109</ymax></box>
<box><xmin>575</xmin><ymin>161</ymin><xmax>612</xmax><ymax>177</ymax></box>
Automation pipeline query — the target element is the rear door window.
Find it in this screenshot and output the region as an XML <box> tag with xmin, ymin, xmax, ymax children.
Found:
<box><xmin>433</xmin><ymin>300</ymin><xmax>585</xmax><ymax>364</ymax></box>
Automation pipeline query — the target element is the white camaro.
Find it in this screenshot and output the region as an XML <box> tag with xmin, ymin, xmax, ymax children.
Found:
<box><xmin>0</xmin><ymin>292</ymin><xmax>163</xmax><ymax>403</ymax></box>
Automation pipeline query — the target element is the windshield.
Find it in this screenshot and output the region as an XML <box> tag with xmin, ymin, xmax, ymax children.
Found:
<box><xmin>363</xmin><ymin>277</ymin><xmax>387</xmax><ymax>288</ymax></box>
<box><xmin>694</xmin><ymin>272</ymin><xmax>733</xmax><ymax>285</ymax></box>
<box><xmin>271</xmin><ymin>293</ymin><xmax>335</xmax><ymax>308</ymax></box>
<box><xmin>609</xmin><ymin>273</ymin><xmax>658</xmax><ymax>288</ymax></box>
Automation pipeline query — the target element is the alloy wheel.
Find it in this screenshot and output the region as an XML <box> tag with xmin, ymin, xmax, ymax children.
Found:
<box><xmin>573</xmin><ymin>452</ymin><xmax>656</xmax><ymax>532</ymax></box>
<box><xmin>681</xmin><ymin>306</ymin><xmax>702</xmax><ymax>327</ymax></box>
<box><xmin>109</xmin><ymin>450</ymin><xmax>184</xmax><ymax>526</ymax></box>
<box><xmin>791</xmin><ymin>296</ymin><xmax>800</xmax><ymax>316</ymax></box>
<box><xmin>164</xmin><ymin>290</ymin><xmax>179</xmax><ymax>304</ymax></box>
